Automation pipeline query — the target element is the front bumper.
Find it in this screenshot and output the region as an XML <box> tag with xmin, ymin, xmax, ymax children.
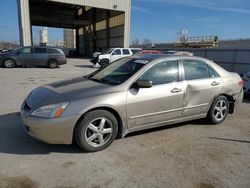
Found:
<box><xmin>58</xmin><ymin>59</ymin><xmax>67</xmax><ymax>65</ymax></box>
<box><xmin>90</xmin><ymin>57</ymin><xmax>98</xmax><ymax>64</ymax></box>
<box><xmin>20</xmin><ymin>109</ymin><xmax>80</xmax><ymax>145</ymax></box>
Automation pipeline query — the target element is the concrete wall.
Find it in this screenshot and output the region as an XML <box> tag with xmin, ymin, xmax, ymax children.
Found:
<box><xmin>64</xmin><ymin>29</ymin><xmax>76</xmax><ymax>48</ymax></box>
<box><xmin>17</xmin><ymin>0</ymin><xmax>32</xmax><ymax>46</ymax></box>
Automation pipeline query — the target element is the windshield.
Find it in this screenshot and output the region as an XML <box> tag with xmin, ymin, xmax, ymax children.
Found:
<box><xmin>88</xmin><ymin>58</ymin><xmax>148</xmax><ymax>85</ymax></box>
<box><xmin>103</xmin><ymin>48</ymin><xmax>114</xmax><ymax>54</ymax></box>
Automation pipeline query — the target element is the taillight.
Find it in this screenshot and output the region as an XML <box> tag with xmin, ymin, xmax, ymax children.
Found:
<box><xmin>239</xmin><ymin>80</ymin><xmax>244</xmax><ymax>87</ymax></box>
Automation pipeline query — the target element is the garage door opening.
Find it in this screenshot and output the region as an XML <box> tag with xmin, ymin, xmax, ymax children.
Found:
<box><xmin>17</xmin><ymin>0</ymin><xmax>131</xmax><ymax>57</ymax></box>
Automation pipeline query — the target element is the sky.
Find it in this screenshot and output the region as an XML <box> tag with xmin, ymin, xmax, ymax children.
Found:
<box><xmin>0</xmin><ymin>0</ymin><xmax>250</xmax><ymax>44</ymax></box>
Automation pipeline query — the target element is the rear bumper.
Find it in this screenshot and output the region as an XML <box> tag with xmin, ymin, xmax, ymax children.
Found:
<box><xmin>229</xmin><ymin>90</ymin><xmax>244</xmax><ymax>114</ymax></box>
<box><xmin>20</xmin><ymin>109</ymin><xmax>79</xmax><ymax>145</ymax></box>
<box><xmin>234</xmin><ymin>89</ymin><xmax>244</xmax><ymax>106</ymax></box>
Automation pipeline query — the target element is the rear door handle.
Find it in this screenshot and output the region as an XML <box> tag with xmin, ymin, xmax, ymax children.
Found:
<box><xmin>171</xmin><ymin>88</ymin><xmax>182</xmax><ymax>93</ymax></box>
<box><xmin>211</xmin><ymin>81</ymin><xmax>220</xmax><ymax>86</ymax></box>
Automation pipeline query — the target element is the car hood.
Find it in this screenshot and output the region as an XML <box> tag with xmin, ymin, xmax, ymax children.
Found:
<box><xmin>0</xmin><ymin>50</ymin><xmax>16</xmax><ymax>57</ymax></box>
<box><xmin>26</xmin><ymin>76</ymin><xmax>117</xmax><ymax>109</ymax></box>
<box><xmin>99</xmin><ymin>54</ymin><xmax>110</xmax><ymax>58</ymax></box>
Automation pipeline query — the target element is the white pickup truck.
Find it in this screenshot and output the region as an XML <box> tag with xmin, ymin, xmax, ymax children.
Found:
<box><xmin>90</xmin><ymin>48</ymin><xmax>142</xmax><ymax>68</ymax></box>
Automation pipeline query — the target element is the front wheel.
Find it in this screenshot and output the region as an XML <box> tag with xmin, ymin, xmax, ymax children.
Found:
<box><xmin>3</xmin><ymin>59</ymin><xmax>15</xmax><ymax>68</ymax></box>
<box><xmin>99</xmin><ymin>59</ymin><xmax>109</xmax><ymax>68</ymax></box>
<box><xmin>74</xmin><ymin>110</ymin><xmax>118</xmax><ymax>152</ymax></box>
<box><xmin>206</xmin><ymin>96</ymin><xmax>229</xmax><ymax>124</ymax></box>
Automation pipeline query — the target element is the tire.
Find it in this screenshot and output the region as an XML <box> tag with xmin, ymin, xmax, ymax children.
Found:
<box><xmin>206</xmin><ymin>96</ymin><xmax>229</xmax><ymax>124</ymax></box>
<box><xmin>74</xmin><ymin>110</ymin><xmax>118</xmax><ymax>152</ymax></box>
<box><xmin>99</xmin><ymin>59</ymin><xmax>109</xmax><ymax>68</ymax></box>
<box><xmin>3</xmin><ymin>59</ymin><xmax>15</xmax><ymax>68</ymax></box>
<box><xmin>48</xmin><ymin>59</ymin><xmax>58</xmax><ymax>68</ymax></box>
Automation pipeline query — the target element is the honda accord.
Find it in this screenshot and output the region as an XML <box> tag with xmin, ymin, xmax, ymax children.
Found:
<box><xmin>20</xmin><ymin>54</ymin><xmax>243</xmax><ymax>152</ymax></box>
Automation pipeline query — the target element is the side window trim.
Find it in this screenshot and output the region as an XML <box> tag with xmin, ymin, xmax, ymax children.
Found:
<box><xmin>177</xmin><ymin>60</ymin><xmax>183</xmax><ymax>82</ymax></box>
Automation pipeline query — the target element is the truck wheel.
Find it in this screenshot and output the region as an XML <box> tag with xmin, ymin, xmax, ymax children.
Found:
<box><xmin>100</xmin><ymin>59</ymin><xmax>109</xmax><ymax>68</ymax></box>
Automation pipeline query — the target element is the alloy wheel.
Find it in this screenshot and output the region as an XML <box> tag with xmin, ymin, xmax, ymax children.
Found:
<box><xmin>213</xmin><ymin>100</ymin><xmax>227</xmax><ymax>122</ymax></box>
<box><xmin>4</xmin><ymin>59</ymin><xmax>14</xmax><ymax>68</ymax></box>
<box><xmin>84</xmin><ymin>117</ymin><xmax>113</xmax><ymax>147</ymax></box>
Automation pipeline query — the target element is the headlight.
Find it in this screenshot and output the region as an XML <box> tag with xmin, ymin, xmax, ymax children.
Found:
<box><xmin>31</xmin><ymin>102</ymin><xmax>69</xmax><ymax>118</ymax></box>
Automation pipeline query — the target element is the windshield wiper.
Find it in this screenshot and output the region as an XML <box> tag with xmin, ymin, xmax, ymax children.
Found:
<box><xmin>100</xmin><ymin>78</ymin><xmax>120</xmax><ymax>85</ymax></box>
<box><xmin>89</xmin><ymin>77</ymin><xmax>119</xmax><ymax>85</ymax></box>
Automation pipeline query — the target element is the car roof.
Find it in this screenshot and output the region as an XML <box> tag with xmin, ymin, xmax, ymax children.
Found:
<box><xmin>131</xmin><ymin>53</ymin><xmax>207</xmax><ymax>62</ymax></box>
<box><xmin>132</xmin><ymin>54</ymin><xmax>172</xmax><ymax>61</ymax></box>
<box><xmin>21</xmin><ymin>46</ymin><xmax>61</xmax><ymax>49</ymax></box>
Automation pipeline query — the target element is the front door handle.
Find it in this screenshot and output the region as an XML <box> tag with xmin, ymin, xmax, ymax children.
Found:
<box><xmin>171</xmin><ymin>88</ymin><xmax>182</xmax><ymax>93</ymax></box>
<box><xmin>211</xmin><ymin>81</ymin><xmax>220</xmax><ymax>86</ymax></box>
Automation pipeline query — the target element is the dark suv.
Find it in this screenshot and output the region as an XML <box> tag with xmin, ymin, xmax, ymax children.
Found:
<box><xmin>0</xmin><ymin>46</ymin><xmax>67</xmax><ymax>68</ymax></box>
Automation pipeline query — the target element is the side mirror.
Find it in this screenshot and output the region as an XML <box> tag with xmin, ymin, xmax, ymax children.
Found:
<box><xmin>136</xmin><ymin>80</ymin><xmax>153</xmax><ymax>88</ymax></box>
<box><xmin>16</xmin><ymin>51</ymin><xmax>20</xmax><ymax>55</ymax></box>
<box><xmin>112</xmin><ymin>52</ymin><xmax>117</xmax><ymax>56</ymax></box>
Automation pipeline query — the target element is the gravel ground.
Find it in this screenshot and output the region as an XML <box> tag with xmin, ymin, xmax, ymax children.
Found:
<box><xmin>0</xmin><ymin>59</ymin><xmax>249</xmax><ymax>188</ymax></box>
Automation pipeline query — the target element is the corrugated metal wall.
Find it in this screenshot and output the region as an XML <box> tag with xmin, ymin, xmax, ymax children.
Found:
<box><xmin>143</xmin><ymin>48</ymin><xmax>250</xmax><ymax>74</ymax></box>
<box><xmin>150</xmin><ymin>48</ymin><xmax>250</xmax><ymax>74</ymax></box>
<box><xmin>190</xmin><ymin>49</ymin><xmax>250</xmax><ymax>74</ymax></box>
<box><xmin>49</xmin><ymin>0</ymin><xmax>130</xmax><ymax>48</ymax></box>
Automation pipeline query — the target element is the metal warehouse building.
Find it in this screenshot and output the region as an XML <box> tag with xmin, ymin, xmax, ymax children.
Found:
<box><xmin>17</xmin><ymin>0</ymin><xmax>131</xmax><ymax>56</ymax></box>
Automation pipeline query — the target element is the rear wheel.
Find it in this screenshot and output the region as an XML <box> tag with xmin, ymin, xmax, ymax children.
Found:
<box><xmin>74</xmin><ymin>110</ymin><xmax>118</xmax><ymax>152</ymax></box>
<box><xmin>206</xmin><ymin>96</ymin><xmax>229</xmax><ymax>124</ymax></box>
<box><xmin>3</xmin><ymin>59</ymin><xmax>15</xmax><ymax>68</ymax></box>
<box><xmin>48</xmin><ymin>59</ymin><xmax>58</xmax><ymax>68</ymax></box>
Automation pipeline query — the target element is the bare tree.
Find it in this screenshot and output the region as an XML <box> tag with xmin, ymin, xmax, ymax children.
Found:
<box><xmin>142</xmin><ymin>38</ymin><xmax>152</xmax><ymax>45</ymax></box>
<box><xmin>131</xmin><ymin>38</ymin><xmax>140</xmax><ymax>46</ymax></box>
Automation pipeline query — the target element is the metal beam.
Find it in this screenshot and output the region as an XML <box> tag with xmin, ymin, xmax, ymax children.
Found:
<box><xmin>30</xmin><ymin>14</ymin><xmax>90</xmax><ymax>29</ymax></box>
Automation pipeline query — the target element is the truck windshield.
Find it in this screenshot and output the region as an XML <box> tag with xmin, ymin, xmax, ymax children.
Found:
<box><xmin>103</xmin><ymin>48</ymin><xmax>114</xmax><ymax>54</ymax></box>
<box><xmin>88</xmin><ymin>58</ymin><xmax>148</xmax><ymax>85</ymax></box>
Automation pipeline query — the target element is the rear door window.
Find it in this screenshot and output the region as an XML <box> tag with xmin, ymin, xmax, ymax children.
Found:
<box><xmin>122</xmin><ymin>49</ymin><xmax>130</xmax><ymax>55</ymax></box>
<box><xmin>208</xmin><ymin>65</ymin><xmax>220</xmax><ymax>78</ymax></box>
<box><xmin>33</xmin><ymin>48</ymin><xmax>47</xmax><ymax>54</ymax></box>
<box><xmin>182</xmin><ymin>60</ymin><xmax>210</xmax><ymax>80</ymax></box>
